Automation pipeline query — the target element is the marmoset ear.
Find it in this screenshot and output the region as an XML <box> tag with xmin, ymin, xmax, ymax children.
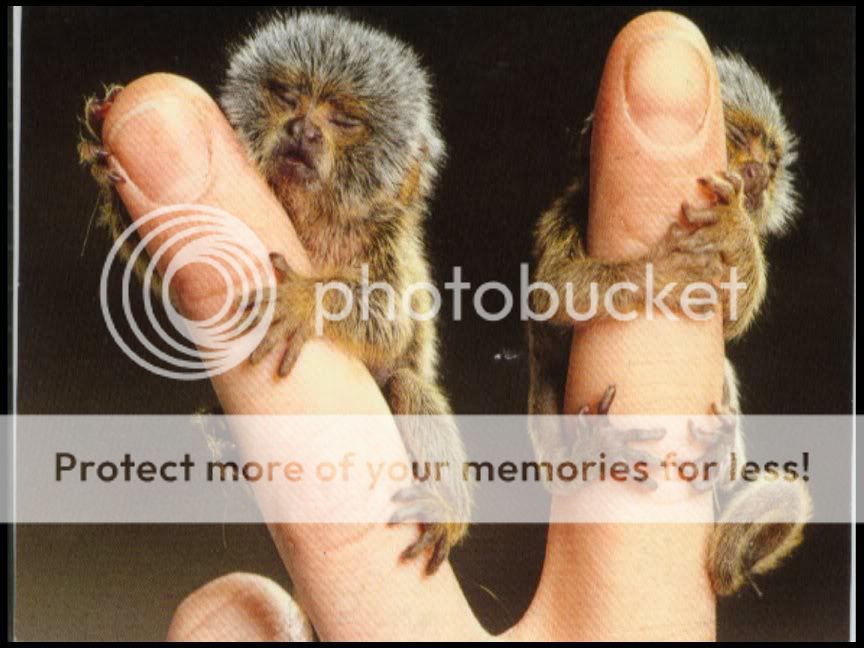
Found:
<box><xmin>411</xmin><ymin>126</ymin><xmax>446</xmax><ymax>206</ymax></box>
<box><xmin>398</xmin><ymin>145</ymin><xmax>427</xmax><ymax>206</ymax></box>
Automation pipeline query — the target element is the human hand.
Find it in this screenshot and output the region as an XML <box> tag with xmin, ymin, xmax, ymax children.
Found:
<box><xmin>98</xmin><ymin>11</ymin><xmax>726</xmax><ymax>641</ymax></box>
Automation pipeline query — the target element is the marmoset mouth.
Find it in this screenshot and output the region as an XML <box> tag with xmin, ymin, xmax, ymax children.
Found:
<box><xmin>274</xmin><ymin>141</ymin><xmax>319</xmax><ymax>182</ymax></box>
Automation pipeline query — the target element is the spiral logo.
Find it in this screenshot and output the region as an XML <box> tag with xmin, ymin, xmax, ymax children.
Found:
<box><xmin>99</xmin><ymin>204</ymin><xmax>277</xmax><ymax>380</ymax></box>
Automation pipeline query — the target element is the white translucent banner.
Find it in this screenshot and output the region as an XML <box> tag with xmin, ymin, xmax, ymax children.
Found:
<box><xmin>2</xmin><ymin>415</ymin><xmax>855</xmax><ymax>523</ymax></box>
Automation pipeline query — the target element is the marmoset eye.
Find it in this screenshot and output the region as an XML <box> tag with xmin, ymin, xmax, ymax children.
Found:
<box><xmin>329</xmin><ymin>113</ymin><xmax>362</xmax><ymax>129</ymax></box>
<box><xmin>268</xmin><ymin>81</ymin><xmax>299</xmax><ymax>110</ymax></box>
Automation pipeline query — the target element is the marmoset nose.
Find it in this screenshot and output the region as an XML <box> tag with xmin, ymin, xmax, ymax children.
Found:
<box><xmin>741</xmin><ymin>160</ymin><xmax>770</xmax><ymax>210</ymax></box>
<box><xmin>742</xmin><ymin>161</ymin><xmax>769</xmax><ymax>194</ymax></box>
<box><xmin>287</xmin><ymin>117</ymin><xmax>322</xmax><ymax>146</ymax></box>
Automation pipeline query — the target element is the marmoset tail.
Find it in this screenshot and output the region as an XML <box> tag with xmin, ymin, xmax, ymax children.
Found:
<box><xmin>79</xmin><ymin>11</ymin><xmax>471</xmax><ymax>577</ymax></box>
<box><xmin>527</xmin><ymin>51</ymin><xmax>809</xmax><ymax>596</ymax></box>
<box><xmin>709</xmin><ymin>477</ymin><xmax>812</xmax><ymax>596</ymax></box>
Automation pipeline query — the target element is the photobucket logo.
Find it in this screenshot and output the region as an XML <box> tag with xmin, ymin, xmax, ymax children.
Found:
<box><xmin>311</xmin><ymin>264</ymin><xmax>746</xmax><ymax>332</ymax></box>
<box><xmin>99</xmin><ymin>204</ymin><xmax>276</xmax><ymax>380</ymax></box>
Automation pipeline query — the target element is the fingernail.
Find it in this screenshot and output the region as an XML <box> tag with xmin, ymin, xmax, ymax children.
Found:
<box><xmin>625</xmin><ymin>31</ymin><xmax>710</xmax><ymax>146</ymax></box>
<box><xmin>106</xmin><ymin>95</ymin><xmax>211</xmax><ymax>205</ymax></box>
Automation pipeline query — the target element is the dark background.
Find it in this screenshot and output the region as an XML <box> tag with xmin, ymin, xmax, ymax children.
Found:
<box><xmin>15</xmin><ymin>6</ymin><xmax>854</xmax><ymax>641</ymax></box>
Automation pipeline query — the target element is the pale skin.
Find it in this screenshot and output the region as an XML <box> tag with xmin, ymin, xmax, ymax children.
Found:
<box><xmin>98</xmin><ymin>12</ymin><xmax>722</xmax><ymax>641</ymax></box>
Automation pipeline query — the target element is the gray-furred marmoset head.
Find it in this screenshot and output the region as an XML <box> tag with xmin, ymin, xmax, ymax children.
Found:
<box><xmin>221</xmin><ymin>12</ymin><xmax>445</xmax><ymax>218</ymax></box>
<box><xmin>715</xmin><ymin>52</ymin><xmax>799</xmax><ymax>236</ymax></box>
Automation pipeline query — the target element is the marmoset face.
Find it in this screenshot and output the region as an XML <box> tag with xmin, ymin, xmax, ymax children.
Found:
<box><xmin>221</xmin><ymin>12</ymin><xmax>445</xmax><ymax>214</ymax></box>
<box><xmin>260</xmin><ymin>76</ymin><xmax>371</xmax><ymax>191</ymax></box>
<box><xmin>725</xmin><ymin>109</ymin><xmax>782</xmax><ymax>214</ymax></box>
<box><xmin>716</xmin><ymin>53</ymin><xmax>798</xmax><ymax>235</ymax></box>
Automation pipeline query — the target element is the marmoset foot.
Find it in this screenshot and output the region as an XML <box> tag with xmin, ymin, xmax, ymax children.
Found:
<box><xmin>688</xmin><ymin>401</ymin><xmax>739</xmax><ymax>492</ymax></box>
<box><xmin>541</xmin><ymin>385</ymin><xmax>666</xmax><ymax>492</ymax></box>
<box><xmin>389</xmin><ymin>485</ymin><xmax>467</xmax><ymax>575</ymax></box>
<box><xmin>79</xmin><ymin>84</ymin><xmax>125</xmax><ymax>185</ymax></box>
